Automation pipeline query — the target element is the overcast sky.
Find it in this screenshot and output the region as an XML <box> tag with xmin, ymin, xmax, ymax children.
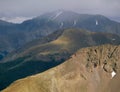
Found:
<box><xmin>0</xmin><ymin>0</ymin><xmax>120</xmax><ymax>21</ymax></box>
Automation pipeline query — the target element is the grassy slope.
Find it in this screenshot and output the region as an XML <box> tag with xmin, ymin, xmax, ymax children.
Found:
<box><xmin>3</xmin><ymin>28</ymin><xmax>120</xmax><ymax>62</ymax></box>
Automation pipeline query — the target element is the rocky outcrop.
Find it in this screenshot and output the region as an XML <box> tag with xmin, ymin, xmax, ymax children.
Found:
<box><xmin>2</xmin><ymin>44</ymin><xmax>120</xmax><ymax>92</ymax></box>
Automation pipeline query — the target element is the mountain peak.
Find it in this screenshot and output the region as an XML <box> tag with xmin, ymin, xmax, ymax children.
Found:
<box><xmin>52</xmin><ymin>10</ymin><xmax>63</xmax><ymax>20</ymax></box>
<box><xmin>36</xmin><ymin>10</ymin><xmax>80</xmax><ymax>23</ymax></box>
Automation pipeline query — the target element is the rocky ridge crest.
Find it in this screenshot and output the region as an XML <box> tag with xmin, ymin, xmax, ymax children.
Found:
<box><xmin>2</xmin><ymin>44</ymin><xmax>120</xmax><ymax>92</ymax></box>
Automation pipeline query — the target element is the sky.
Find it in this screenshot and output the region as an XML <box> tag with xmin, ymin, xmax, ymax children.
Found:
<box><xmin>0</xmin><ymin>0</ymin><xmax>120</xmax><ymax>22</ymax></box>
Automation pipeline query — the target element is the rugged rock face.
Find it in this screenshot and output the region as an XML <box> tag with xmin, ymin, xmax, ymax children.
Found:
<box><xmin>2</xmin><ymin>44</ymin><xmax>120</xmax><ymax>92</ymax></box>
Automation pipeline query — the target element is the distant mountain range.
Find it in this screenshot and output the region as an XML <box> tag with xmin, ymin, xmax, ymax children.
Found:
<box><xmin>0</xmin><ymin>10</ymin><xmax>120</xmax><ymax>91</ymax></box>
<box><xmin>2</xmin><ymin>44</ymin><xmax>120</xmax><ymax>92</ymax></box>
<box><xmin>0</xmin><ymin>10</ymin><xmax>120</xmax><ymax>60</ymax></box>
<box><xmin>0</xmin><ymin>28</ymin><xmax>120</xmax><ymax>90</ymax></box>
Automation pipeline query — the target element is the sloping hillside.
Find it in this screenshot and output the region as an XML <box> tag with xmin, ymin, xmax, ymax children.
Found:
<box><xmin>0</xmin><ymin>10</ymin><xmax>120</xmax><ymax>60</ymax></box>
<box><xmin>0</xmin><ymin>28</ymin><xmax>120</xmax><ymax>90</ymax></box>
<box><xmin>2</xmin><ymin>44</ymin><xmax>120</xmax><ymax>92</ymax></box>
<box><xmin>3</xmin><ymin>28</ymin><xmax>120</xmax><ymax>62</ymax></box>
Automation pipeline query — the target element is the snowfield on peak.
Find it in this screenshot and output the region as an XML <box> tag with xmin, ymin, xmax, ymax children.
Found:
<box><xmin>52</xmin><ymin>11</ymin><xmax>63</xmax><ymax>20</ymax></box>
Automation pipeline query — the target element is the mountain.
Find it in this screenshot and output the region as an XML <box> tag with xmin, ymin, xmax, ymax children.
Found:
<box><xmin>22</xmin><ymin>10</ymin><xmax>120</xmax><ymax>36</ymax></box>
<box><xmin>0</xmin><ymin>20</ymin><xmax>17</xmax><ymax>60</ymax></box>
<box><xmin>0</xmin><ymin>17</ymin><xmax>59</xmax><ymax>60</ymax></box>
<box><xmin>0</xmin><ymin>10</ymin><xmax>120</xmax><ymax>61</ymax></box>
<box><xmin>0</xmin><ymin>28</ymin><xmax>120</xmax><ymax>90</ymax></box>
<box><xmin>3</xmin><ymin>28</ymin><xmax>120</xmax><ymax>62</ymax></box>
<box><xmin>36</xmin><ymin>10</ymin><xmax>120</xmax><ymax>34</ymax></box>
<box><xmin>2</xmin><ymin>44</ymin><xmax>120</xmax><ymax>92</ymax></box>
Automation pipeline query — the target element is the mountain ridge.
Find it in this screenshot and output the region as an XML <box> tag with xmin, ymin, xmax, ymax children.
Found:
<box><xmin>2</xmin><ymin>44</ymin><xmax>120</xmax><ymax>92</ymax></box>
<box><xmin>0</xmin><ymin>28</ymin><xmax>120</xmax><ymax>90</ymax></box>
<box><xmin>0</xmin><ymin>10</ymin><xmax>120</xmax><ymax>60</ymax></box>
<box><xmin>2</xmin><ymin>28</ymin><xmax>120</xmax><ymax>62</ymax></box>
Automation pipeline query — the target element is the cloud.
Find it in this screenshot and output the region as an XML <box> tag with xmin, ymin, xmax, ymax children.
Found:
<box><xmin>0</xmin><ymin>0</ymin><xmax>119</xmax><ymax>18</ymax></box>
<box><xmin>0</xmin><ymin>16</ymin><xmax>33</xmax><ymax>23</ymax></box>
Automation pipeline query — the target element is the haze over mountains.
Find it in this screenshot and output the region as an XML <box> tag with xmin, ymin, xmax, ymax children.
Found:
<box><xmin>0</xmin><ymin>10</ymin><xmax>120</xmax><ymax>91</ymax></box>
<box><xmin>0</xmin><ymin>10</ymin><xmax>120</xmax><ymax>61</ymax></box>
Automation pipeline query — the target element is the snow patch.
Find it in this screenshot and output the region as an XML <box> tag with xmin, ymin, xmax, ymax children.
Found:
<box><xmin>73</xmin><ymin>20</ymin><xmax>77</xmax><ymax>26</ymax></box>
<box><xmin>112</xmin><ymin>38</ymin><xmax>116</xmax><ymax>41</ymax></box>
<box><xmin>52</xmin><ymin>11</ymin><xmax>63</xmax><ymax>20</ymax></box>
<box><xmin>96</xmin><ymin>20</ymin><xmax>98</xmax><ymax>25</ymax></box>
<box><xmin>111</xmin><ymin>71</ymin><xmax>116</xmax><ymax>78</ymax></box>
